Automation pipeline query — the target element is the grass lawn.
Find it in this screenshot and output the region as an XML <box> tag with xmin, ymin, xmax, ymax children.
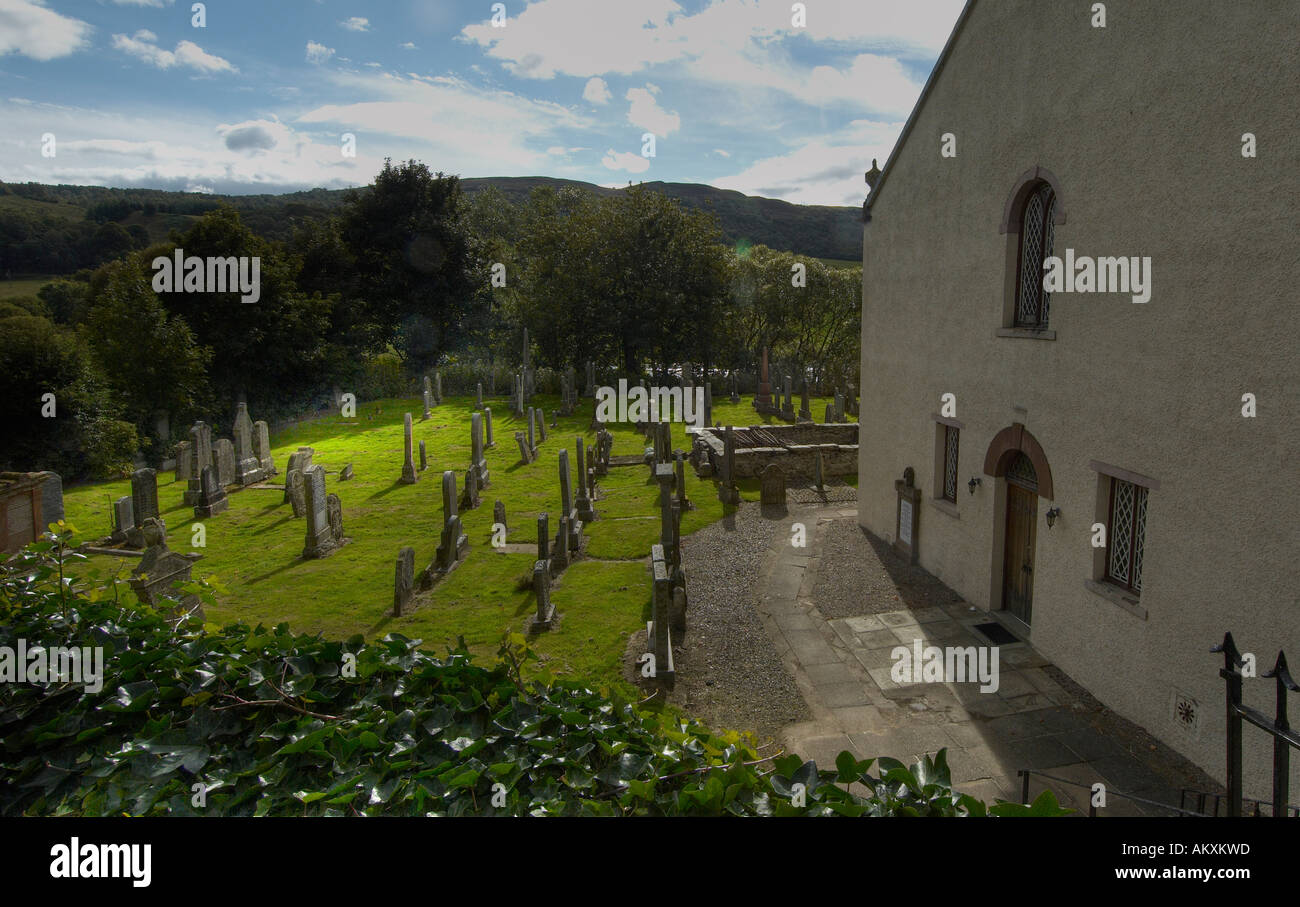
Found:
<box><xmin>59</xmin><ymin>391</ymin><xmax>846</xmax><ymax>697</ymax></box>
<box><xmin>0</xmin><ymin>276</ymin><xmax>58</xmax><ymax>299</ymax></box>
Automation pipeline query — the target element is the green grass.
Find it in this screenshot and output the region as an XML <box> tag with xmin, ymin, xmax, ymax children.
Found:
<box><xmin>59</xmin><ymin>391</ymin><xmax>844</xmax><ymax>694</ymax></box>
<box><xmin>0</xmin><ymin>277</ymin><xmax>58</xmax><ymax>299</ymax></box>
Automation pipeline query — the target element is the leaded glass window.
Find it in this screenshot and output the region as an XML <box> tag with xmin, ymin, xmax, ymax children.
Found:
<box><xmin>1106</xmin><ymin>478</ymin><xmax>1148</xmax><ymax>594</ymax></box>
<box><xmin>942</xmin><ymin>426</ymin><xmax>959</xmax><ymax>502</ymax></box>
<box><xmin>1015</xmin><ymin>183</ymin><xmax>1056</xmax><ymax>330</ymax></box>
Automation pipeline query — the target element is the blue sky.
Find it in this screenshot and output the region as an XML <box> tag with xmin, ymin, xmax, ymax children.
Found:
<box><xmin>0</xmin><ymin>0</ymin><xmax>964</xmax><ymax>205</ymax></box>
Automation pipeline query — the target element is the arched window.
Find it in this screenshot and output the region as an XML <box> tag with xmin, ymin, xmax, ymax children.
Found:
<box><xmin>1014</xmin><ymin>182</ymin><xmax>1056</xmax><ymax>330</ymax></box>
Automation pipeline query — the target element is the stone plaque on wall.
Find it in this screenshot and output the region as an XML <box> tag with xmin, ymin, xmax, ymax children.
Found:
<box><xmin>894</xmin><ymin>467</ymin><xmax>920</xmax><ymax>565</ymax></box>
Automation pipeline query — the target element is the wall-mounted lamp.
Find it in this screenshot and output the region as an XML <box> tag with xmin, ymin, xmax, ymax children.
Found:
<box><xmin>968</xmin><ymin>477</ymin><xmax>981</xmax><ymax>495</ymax></box>
<box><xmin>1045</xmin><ymin>507</ymin><xmax>1062</xmax><ymax>528</ymax></box>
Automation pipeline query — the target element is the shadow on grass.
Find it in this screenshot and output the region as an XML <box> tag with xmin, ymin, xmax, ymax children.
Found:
<box><xmin>366</xmin><ymin>480</ymin><xmax>410</xmax><ymax>501</ymax></box>
<box><xmin>252</xmin><ymin>514</ymin><xmax>295</xmax><ymax>535</ymax></box>
<box><xmin>246</xmin><ymin>558</ymin><xmax>307</xmax><ymax>584</ymax></box>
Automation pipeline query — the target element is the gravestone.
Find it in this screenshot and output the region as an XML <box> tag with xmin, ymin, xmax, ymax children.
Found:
<box><xmin>183</xmin><ymin>422</ymin><xmax>212</xmax><ymax>506</ymax></box>
<box><xmin>729</xmin><ymin>372</ymin><xmax>740</xmax><ymax>405</ymax></box>
<box><xmin>327</xmin><ymin>493</ymin><xmax>344</xmax><ymax>544</ymax></box>
<box><xmin>131</xmin><ymin>467</ymin><xmax>160</xmax><ymax>526</ymax></box>
<box><xmin>894</xmin><ymin>467</ymin><xmax>921</xmax><ymax>565</ymax></box>
<box><xmin>576</xmin><ymin>437</ymin><xmax>596</xmax><ymax>523</ymax></box>
<box><xmin>586</xmin><ymin>445</ymin><xmax>598</xmax><ymax>498</ymax></box>
<box><xmin>339</xmin><ymin>463</ymin><xmax>354</xmax><ymax>482</ymax></box>
<box><xmin>112</xmin><ymin>495</ymin><xmax>133</xmax><ymax>544</ymax></box>
<box><xmin>781</xmin><ymin>375</ymin><xmax>794</xmax><ymax>419</ymax></box>
<box><xmin>302</xmin><ymin>465</ymin><xmax>337</xmax><ymax>558</ymax></box>
<box><xmin>759</xmin><ymin>463</ymin><xmax>785</xmax><ymax>508</ymax></box>
<box><xmin>558</xmin><ymin>448</ymin><xmax>581</xmax><ymax>552</ymax></box>
<box><xmin>419</xmin><ymin>440</ymin><xmax>428</xmax><ymax>472</ymax></box>
<box><xmin>434</xmin><ymin>371</ymin><xmax>443</xmax><ymax>404</ymax></box>
<box><xmin>194</xmin><ymin>465</ymin><xmax>228</xmax><ymax>518</ymax></box>
<box><xmin>214</xmin><ymin>438</ymin><xmax>236</xmax><ymax>487</ymax></box>
<box><xmin>283</xmin><ymin>448</ymin><xmax>314</xmax><ymax>503</ymax></box>
<box><xmin>287</xmin><ymin>468</ymin><xmax>306</xmax><ymax>518</ymax></box>
<box><xmin>400</xmin><ymin>413</ymin><xmax>419</xmax><ymax>484</ymax></box>
<box><xmin>527</xmin><ymin>408</ymin><xmax>537</xmax><ymax>457</ymax></box>
<box><xmin>538</xmin><ymin>414</ymin><xmax>548</xmax><ymax>442</ymax></box>
<box><xmin>493</xmin><ymin>499</ymin><xmax>507</xmax><ymax>534</ymax></box>
<box><xmin>233</xmin><ymin>403</ymin><xmax>265</xmax><ymax>485</ymax></box>
<box><xmin>515</xmin><ymin>431</ymin><xmax>532</xmax><ymax>465</ymax></box>
<box><xmin>393</xmin><ymin>546</ymin><xmax>415</xmax><ymax>616</ymax></box>
<box><xmin>253</xmin><ymin>421</ymin><xmax>276</xmax><ymax>476</ymax></box>
<box><xmin>461</xmin><ymin>467</ymin><xmax>480</xmax><ymax>511</ymax></box>
<box><xmin>532</xmin><ymin>558</ymin><xmax>554</xmax><ymax>629</ymax></box>
<box><xmin>536</xmin><ymin>512</ymin><xmax>550</xmax><ymax>566</ymax></box>
<box><xmin>550</xmin><ymin>515</ymin><xmax>570</xmax><ymax>574</ymax></box>
<box><xmin>798</xmin><ymin>379</ymin><xmax>812</xmax><ymax>422</ymax></box>
<box><xmin>434</xmin><ymin>471</ymin><xmax>469</xmax><ymax>573</ymax></box>
<box><xmin>484</xmin><ymin>407</ymin><xmax>495</xmax><ymax>448</ymax></box>
<box><xmin>675</xmin><ymin>454</ymin><xmax>692</xmax><ymax>511</ymax></box>
<box><xmin>469</xmin><ymin>411</ymin><xmax>489</xmax><ymax>488</ymax></box>
<box><xmin>175</xmin><ymin>441</ymin><xmax>191</xmax><ymax>484</ymax></box>
<box><xmin>834</xmin><ymin>392</ymin><xmax>846</xmax><ymax>422</ymax></box>
<box><xmin>422</xmin><ymin>375</ymin><xmax>433</xmax><ymax>419</ymax></box>
<box><xmin>649</xmin><ymin>545</ymin><xmax>675</xmax><ymax>689</ymax></box>
<box><xmin>129</xmin><ymin>519</ymin><xmax>203</xmax><ymax>622</ymax></box>
<box><xmin>753</xmin><ymin>347</ymin><xmax>774</xmax><ymax>412</ymax></box>
<box><xmin>475</xmin><ymin>383</ymin><xmax>483</xmax><ymax>410</ymax></box>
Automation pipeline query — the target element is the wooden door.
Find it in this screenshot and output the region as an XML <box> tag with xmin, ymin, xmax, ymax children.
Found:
<box><xmin>1003</xmin><ymin>483</ymin><xmax>1037</xmax><ymax>625</ymax></box>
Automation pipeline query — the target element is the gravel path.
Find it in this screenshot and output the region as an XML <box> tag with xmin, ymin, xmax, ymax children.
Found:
<box><xmin>664</xmin><ymin>505</ymin><xmax>810</xmax><ymax>744</ymax></box>
<box><xmin>812</xmin><ymin>519</ymin><xmax>966</xmax><ymax>618</ymax></box>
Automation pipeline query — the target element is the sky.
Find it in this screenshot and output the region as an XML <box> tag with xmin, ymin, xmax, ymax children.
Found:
<box><xmin>0</xmin><ymin>0</ymin><xmax>965</xmax><ymax>206</ymax></box>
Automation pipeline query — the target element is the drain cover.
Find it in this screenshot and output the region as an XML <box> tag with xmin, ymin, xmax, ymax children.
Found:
<box><xmin>973</xmin><ymin>621</ymin><xmax>1019</xmax><ymax>645</ymax></box>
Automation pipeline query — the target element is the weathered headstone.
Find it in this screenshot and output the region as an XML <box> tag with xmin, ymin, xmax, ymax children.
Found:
<box><xmin>781</xmin><ymin>375</ymin><xmax>794</xmax><ymax>419</ymax></box>
<box><xmin>434</xmin><ymin>471</ymin><xmax>469</xmax><ymax>572</ymax></box>
<box><xmin>551</xmin><ymin>515</ymin><xmax>570</xmax><ymax>573</ymax></box>
<box><xmin>461</xmin><ymin>466</ymin><xmax>480</xmax><ymax>511</ymax></box>
<box><xmin>576</xmin><ymin>438</ymin><xmax>596</xmax><ymax>523</ymax></box>
<box><xmin>233</xmin><ymin>403</ymin><xmax>265</xmax><ymax>485</ymax></box>
<box><xmin>753</xmin><ymin>347</ymin><xmax>774</xmax><ymax>412</ymax></box>
<box><xmin>729</xmin><ymin>372</ymin><xmax>741</xmax><ymax>405</ymax></box>
<box><xmin>112</xmin><ymin>495</ymin><xmax>134</xmax><ymax>544</ymax></box>
<box><xmin>195</xmin><ymin>465</ymin><xmax>228</xmax><ymax>518</ymax></box>
<box><xmin>254</xmin><ymin>421</ymin><xmax>276</xmax><ymax>476</ymax></box>
<box><xmin>434</xmin><ymin>370</ymin><xmax>443</xmax><ymax>404</ymax></box>
<box><xmin>393</xmin><ymin>546</ymin><xmax>415</xmax><ymax>616</ymax></box>
<box><xmin>129</xmin><ymin>519</ymin><xmax>203</xmax><ymax>621</ymax></box>
<box><xmin>287</xmin><ymin>468</ymin><xmax>306</xmax><ymax>517</ymax></box>
<box><xmin>475</xmin><ymin>382</ymin><xmax>483</xmax><ymax>410</ymax></box>
<box><xmin>302</xmin><ymin>465</ymin><xmax>336</xmax><ymax>558</ymax></box>
<box><xmin>419</xmin><ymin>439</ymin><xmax>428</xmax><ymax>472</ymax></box>
<box><xmin>327</xmin><ymin>493</ymin><xmax>344</xmax><ymax>543</ymax></box>
<box><xmin>527</xmin><ymin>408</ymin><xmax>537</xmax><ymax>457</ymax></box>
<box><xmin>214</xmin><ymin>438</ymin><xmax>236</xmax><ymax>487</ymax></box>
<box><xmin>824</xmin><ymin>403</ymin><xmax>834</xmax><ymax>423</ymax></box>
<box><xmin>536</xmin><ymin>512</ymin><xmax>550</xmax><ymax>565</ymax></box>
<box><xmin>533</xmin><ymin>557</ymin><xmax>554</xmax><ymax>628</ymax></box>
<box><xmin>515</xmin><ymin>431</ymin><xmax>532</xmax><ymax>465</ymax></box>
<box><xmin>131</xmin><ymin>467</ymin><xmax>160</xmax><ymax>526</ymax></box>
<box><xmin>174</xmin><ymin>441</ymin><xmax>191</xmax><ymax>484</ymax></box>
<box><xmin>422</xmin><ymin>375</ymin><xmax>433</xmax><ymax>419</ymax></box>
<box><xmin>558</xmin><ymin>448</ymin><xmax>581</xmax><ymax>552</ymax></box>
<box><xmin>183</xmin><ymin>422</ymin><xmax>212</xmax><ymax>506</ymax></box>
<box><xmin>400</xmin><ymin>413</ymin><xmax>419</xmax><ymax>484</ymax></box>
<box><xmin>538</xmin><ymin>414</ymin><xmax>548</xmax><ymax>442</ymax></box>
<box><xmin>760</xmin><ymin>463</ymin><xmax>785</xmax><ymax>508</ymax></box>
<box><xmin>283</xmin><ymin>447</ymin><xmax>314</xmax><ymax>502</ymax></box>
<box><xmin>484</xmin><ymin>407</ymin><xmax>495</xmax><ymax>448</ymax></box>
<box><xmin>834</xmin><ymin>391</ymin><xmax>846</xmax><ymax>422</ymax></box>
<box><xmin>469</xmin><ymin>411</ymin><xmax>489</xmax><ymax>488</ymax></box>
<box><xmin>798</xmin><ymin>379</ymin><xmax>812</xmax><ymax>422</ymax></box>
<box><xmin>493</xmin><ymin>499</ymin><xmax>507</xmax><ymax>534</ymax></box>
<box><xmin>339</xmin><ymin>463</ymin><xmax>354</xmax><ymax>482</ymax></box>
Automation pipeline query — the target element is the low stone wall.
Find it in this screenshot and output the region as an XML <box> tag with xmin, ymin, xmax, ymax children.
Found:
<box><xmin>692</xmin><ymin>424</ymin><xmax>858</xmax><ymax>481</ymax></box>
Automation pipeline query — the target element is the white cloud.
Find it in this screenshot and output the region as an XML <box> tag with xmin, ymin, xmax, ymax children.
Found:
<box><xmin>582</xmin><ymin>76</ymin><xmax>611</xmax><ymax>104</ymax></box>
<box><xmin>712</xmin><ymin>148</ymin><xmax>730</xmax><ymax>157</ymax></box>
<box><xmin>0</xmin><ymin>0</ymin><xmax>93</xmax><ymax>61</ymax></box>
<box><xmin>111</xmin><ymin>0</ymin><xmax>174</xmax><ymax>6</ymax></box>
<box><xmin>399</xmin><ymin>42</ymin><xmax>417</xmax><ymax>50</ymax></box>
<box><xmin>601</xmin><ymin>149</ymin><xmax>650</xmax><ymax>174</ymax></box>
<box><xmin>111</xmin><ymin>31</ymin><xmax>237</xmax><ymax>73</ymax></box>
<box><xmin>340</xmin><ymin>17</ymin><xmax>370</xmax><ymax>32</ymax></box>
<box><xmin>625</xmin><ymin>85</ymin><xmax>679</xmax><ymax>136</ymax></box>
<box><xmin>305</xmin><ymin>41</ymin><xmax>335</xmax><ymax>64</ymax></box>
<box><xmin>294</xmin><ymin>70</ymin><xmax>593</xmax><ymax>176</ymax></box>
<box><xmin>713</xmin><ymin>117</ymin><xmax>903</xmax><ymax>205</ymax></box>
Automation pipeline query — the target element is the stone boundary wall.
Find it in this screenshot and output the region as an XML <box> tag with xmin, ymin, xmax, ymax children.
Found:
<box><xmin>693</xmin><ymin>424</ymin><xmax>859</xmax><ymax>481</ymax></box>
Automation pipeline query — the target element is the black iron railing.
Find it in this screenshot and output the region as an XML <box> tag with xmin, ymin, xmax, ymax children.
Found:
<box><xmin>1213</xmin><ymin>632</ymin><xmax>1300</xmax><ymax>817</ymax></box>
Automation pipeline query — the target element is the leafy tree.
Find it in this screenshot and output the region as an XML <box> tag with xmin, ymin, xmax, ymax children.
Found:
<box><xmin>338</xmin><ymin>159</ymin><xmax>476</xmax><ymax>373</ymax></box>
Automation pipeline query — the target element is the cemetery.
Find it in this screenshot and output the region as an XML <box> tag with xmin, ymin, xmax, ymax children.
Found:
<box><xmin>53</xmin><ymin>384</ymin><xmax>848</xmax><ymax>698</ymax></box>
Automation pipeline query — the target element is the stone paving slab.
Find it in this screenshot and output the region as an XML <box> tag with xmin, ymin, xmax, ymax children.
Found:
<box><xmin>747</xmin><ymin>506</ymin><xmax>1204</xmax><ymax>815</ymax></box>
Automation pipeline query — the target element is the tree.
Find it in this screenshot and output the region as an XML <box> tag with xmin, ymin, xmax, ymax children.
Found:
<box><xmin>338</xmin><ymin>159</ymin><xmax>476</xmax><ymax>373</ymax></box>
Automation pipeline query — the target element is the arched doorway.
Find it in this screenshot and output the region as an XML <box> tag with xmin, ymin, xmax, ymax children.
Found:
<box><xmin>983</xmin><ymin>424</ymin><xmax>1054</xmax><ymax>628</ymax></box>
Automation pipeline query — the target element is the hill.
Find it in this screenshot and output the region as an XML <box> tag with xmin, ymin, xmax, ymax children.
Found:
<box><xmin>0</xmin><ymin>176</ymin><xmax>862</xmax><ymax>272</ymax></box>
